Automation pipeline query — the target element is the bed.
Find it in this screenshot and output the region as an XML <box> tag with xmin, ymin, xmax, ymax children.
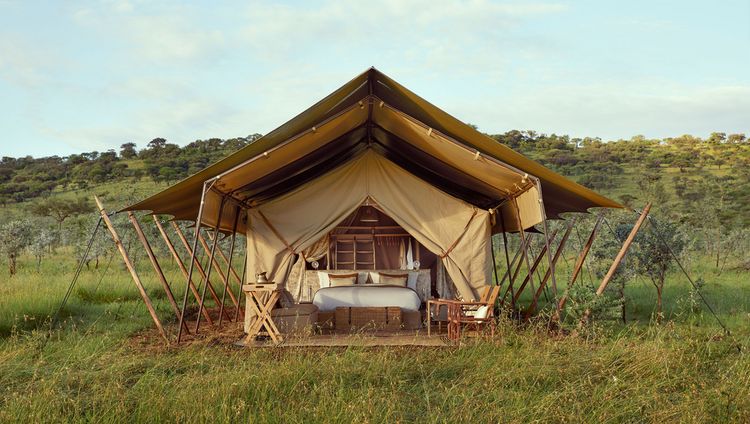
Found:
<box><xmin>312</xmin><ymin>285</ymin><xmax>421</xmax><ymax>312</ymax></box>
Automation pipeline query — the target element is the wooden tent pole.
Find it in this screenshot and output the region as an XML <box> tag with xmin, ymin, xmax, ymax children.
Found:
<box><xmin>524</xmin><ymin>219</ymin><xmax>575</xmax><ymax>316</ymax></box>
<box><xmin>218</xmin><ymin>205</ymin><xmax>241</xmax><ymax>327</ymax></box>
<box><xmin>177</xmin><ymin>181</ymin><xmax>210</xmax><ymax>343</ymax></box>
<box><xmin>151</xmin><ymin>216</ymin><xmax>213</xmax><ymax>325</ymax></box>
<box><xmin>127</xmin><ymin>212</ymin><xmax>188</xmax><ymax>334</ymax></box>
<box><xmin>511</xmin><ymin>229</ymin><xmax>560</xmax><ymax>304</ymax></box>
<box><xmin>195</xmin><ymin>196</ymin><xmax>227</xmax><ymax>333</ymax></box>
<box><xmin>499</xmin><ymin>236</ymin><xmax>532</xmax><ymax>306</ymax></box>
<box><xmin>94</xmin><ymin>196</ymin><xmax>168</xmax><ymax>343</ymax></box>
<box><xmin>556</xmin><ymin>214</ymin><xmax>604</xmax><ymax>314</ymax></box>
<box><xmin>580</xmin><ymin>203</ymin><xmax>652</xmax><ymax>326</ymax></box>
<box><xmin>197</xmin><ymin>232</ymin><xmax>240</xmax><ymax>306</ymax></box>
<box><xmin>511</xmin><ymin>197</ymin><xmax>537</xmax><ymax>299</ymax></box>
<box><xmin>171</xmin><ymin>222</ymin><xmax>229</xmax><ymax>311</ymax></box>
<box><xmin>498</xmin><ymin>209</ymin><xmax>517</xmax><ymax>309</ymax></box>
<box><xmin>234</xmin><ymin>249</ymin><xmax>248</xmax><ymax>323</ymax></box>
<box><xmin>535</xmin><ymin>179</ymin><xmax>559</xmax><ymax>298</ymax></box>
<box><xmin>205</xmin><ymin>230</ymin><xmax>243</xmax><ymax>285</ymax></box>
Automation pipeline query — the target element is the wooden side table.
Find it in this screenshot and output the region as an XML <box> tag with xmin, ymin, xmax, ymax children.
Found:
<box><xmin>427</xmin><ymin>298</ymin><xmax>456</xmax><ymax>336</ymax></box>
<box><xmin>243</xmin><ymin>283</ymin><xmax>284</xmax><ymax>344</ymax></box>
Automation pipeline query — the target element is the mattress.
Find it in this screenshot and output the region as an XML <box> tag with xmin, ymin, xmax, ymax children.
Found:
<box><xmin>312</xmin><ymin>285</ymin><xmax>421</xmax><ymax>311</ymax></box>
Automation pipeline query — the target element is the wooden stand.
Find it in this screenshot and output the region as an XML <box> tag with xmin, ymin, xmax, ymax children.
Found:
<box><xmin>243</xmin><ymin>283</ymin><xmax>284</xmax><ymax>344</ymax></box>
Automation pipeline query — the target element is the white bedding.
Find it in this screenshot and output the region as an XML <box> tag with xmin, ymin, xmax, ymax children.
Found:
<box><xmin>312</xmin><ymin>285</ymin><xmax>421</xmax><ymax>311</ymax></box>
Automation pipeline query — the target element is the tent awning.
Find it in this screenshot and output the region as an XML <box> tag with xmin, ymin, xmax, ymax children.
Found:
<box><xmin>123</xmin><ymin>67</ymin><xmax>622</xmax><ymax>230</ymax></box>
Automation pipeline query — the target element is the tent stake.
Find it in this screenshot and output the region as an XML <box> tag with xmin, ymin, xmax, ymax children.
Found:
<box><xmin>94</xmin><ymin>196</ymin><xmax>169</xmax><ymax>344</ymax></box>
<box><xmin>579</xmin><ymin>203</ymin><xmax>651</xmax><ymax>326</ymax></box>
<box><xmin>195</xmin><ymin>196</ymin><xmax>227</xmax><ymax>334</ymax></box>
<box><xmin>218</xmin><ymin>205</ymin><xmax>241</xmax><ymax>327</ymax></box>
<box><xmin>524</xmin><ymin>218</ymin><xmax>575</xmax><ymax>317</ymax></box>
<box><xmin>127</xmin><ymin>212</ymin><xmax>188</xmax><ymax>334</ymax></box>
<box><xmin>152</xmin><ymin>216</ymin><xmax>214</xmax><ymax>326</ymax></box>
<box><xmin>556</xmin><ymin>214</ymin><xmax>604</xmax><ymax>316</ymax></box>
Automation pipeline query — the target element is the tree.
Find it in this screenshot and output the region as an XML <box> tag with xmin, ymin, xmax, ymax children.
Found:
<box><xmin>632</xmin><ymin>220</ymin><xmax>685</xmax><ymax>323</ymax></box>
<box><xmin>29</xmin><ymin>228</ymin><xmax>56</xmax><ymax>271</ymax></box>
<box><xmin>30</xmin><ymin>197</ymin><xmax>92</xmax><ymax>235</ymax></box>
<box><xmin>119</xmin><ymin>142</ymin><xmax>137</xmax><ymax>159</ymax></box>
<box><xmin>0</xmin><ymin>220</ymin><xmax>33</xmax><ymax>276</ymax></box>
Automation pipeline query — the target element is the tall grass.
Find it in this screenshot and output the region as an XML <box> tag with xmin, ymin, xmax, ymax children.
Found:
<box><xmin>0</xmin><ymin>252</ymin><xmax>748</xmax><ymax>422</ymax></box>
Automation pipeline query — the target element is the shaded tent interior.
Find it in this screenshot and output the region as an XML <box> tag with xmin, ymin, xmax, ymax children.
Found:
<box><xmin>121</xmin><ymin>67</ymin><xmax>623</xmax><ymax>331</ymax></box>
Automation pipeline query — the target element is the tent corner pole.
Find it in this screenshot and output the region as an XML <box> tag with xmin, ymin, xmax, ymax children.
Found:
<box><xmin>177</xmin><ymin>181</ymin><xmax>210</xmax><ymax>343</ymax></box>
<box><xmin>195</xmin><ymin>195</ymin><xmax>228</xmax><ymax>334</ymax></box>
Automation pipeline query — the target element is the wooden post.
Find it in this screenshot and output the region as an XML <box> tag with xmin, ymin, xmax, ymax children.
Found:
<box><xmin>171</xmin><ymin>222</ymin><xmax>227</xmax><ymax>310</ymax></box>
<box><xmin>205</xmin><ymin>230</ymin><xmax>243</xmax><ymax>286</ymax></box>
<box><xmin>511</xmin><ymin>229</ymin><xmax>559</xmax><ymax>304</ymax></box>
<box><xmin>580</xmin><ymin>203</ymin><xmax>652</xmax><ymax>325</ymax></box>
<box><xmin>499</xmin><ymin>236</ymin><xmax>532</xmax><ymax>306</ymax></box>
<box><xmin>177</xmin><ymin>181</ymin><xmax>210</xmax><ymax>343</ymax></box>
<box><xmin>152</xmin><ymin>216</ymin><xmax>213</xmax><ymax>325</ymax></box>
<box><xmin>524</xmin><ymin>219</ymin><xmax>575</xmax><ymax>316</ymax></box>
<box><xmin>234</xmin><ymin>249</ymin><xmax>248</xmax><ymax>323</ymax></box>
<box><xmin>127</xmin><ymin>212</ymin><xmax>188</xmax><ymax>334</ymax></box>
<box><xmin>198</xmin><ymin>232</ymin><xmax>239</xmax><ymax>306</ymax></box>
<box><xmin>498</xmin><ymin>209</ymin><xmax>517</xmax><ymax>309</ymax></box>
<box><xmin>94</xmin><ymin>196</ymin><xmax>169</xmax><ymax>343</ymax></box>
<box><xmin>218</xmin><ymin>205</ymin><xmax>241</xmax><ymax>326</ymax></box>
<box><xmin>195</xmin><ymin>196</ymin><xmax>227</xmax><ymax>334</ymax></box>
<box><xmin>556</xmin><ymin>214</ymin><xmax>604</xmax><ymax>313</ymax></box>
<box><xmin>512</xmin><ymin>197</ymin><xmax>537</xmax><ymax>295</ymax></box>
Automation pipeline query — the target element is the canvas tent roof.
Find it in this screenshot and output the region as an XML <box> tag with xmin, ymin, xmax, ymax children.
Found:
<box><xmin>123</xmin><ymin>67</ymin><xmax>622</xmax><ymax>232</ymax></box>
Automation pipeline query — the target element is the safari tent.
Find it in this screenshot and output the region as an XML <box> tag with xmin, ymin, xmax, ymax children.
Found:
<box><xmin>102</xmin><ymin>67</ymin><xmax>631</xmax><ymax>344</ymax></box>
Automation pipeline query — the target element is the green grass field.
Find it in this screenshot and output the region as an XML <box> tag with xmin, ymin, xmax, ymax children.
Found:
<box><xmin>0</xmin><ymin>249</ymin><xmax>748</xmax><ymax>423</ymax></box>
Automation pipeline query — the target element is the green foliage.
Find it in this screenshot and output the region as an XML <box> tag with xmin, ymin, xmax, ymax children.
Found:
<box><xmin>0</xmin><ymin>220</ymin><xmax>33</xmax><ymax>276</ymax></box>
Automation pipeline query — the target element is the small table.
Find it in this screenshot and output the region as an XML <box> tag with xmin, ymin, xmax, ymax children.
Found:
<box><xmin>243</xmin><ymin>283</ymin><xmax>284</xmax><ymax>344</ymax></box>
<box><xmin>427</xmin><ymin>298</ymin><xmax>456</xmax><ymax>336</ymax></box>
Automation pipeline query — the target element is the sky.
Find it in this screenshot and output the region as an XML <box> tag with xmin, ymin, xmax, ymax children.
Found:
<box><xmin>1</xmin><ymin>0</ymin><xmax>748</xmax><ymax>158</ymax></box>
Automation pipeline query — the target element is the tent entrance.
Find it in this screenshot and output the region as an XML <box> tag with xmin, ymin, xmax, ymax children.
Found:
<box><xmin>312</xmin><ymin>204</ymin><xmax>438</xmax><ymax>273</ymax></box>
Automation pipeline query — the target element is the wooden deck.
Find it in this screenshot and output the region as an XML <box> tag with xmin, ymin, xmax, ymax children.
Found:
<box><xmin>237</xmin><ymin>328</ymin><xmax>450</xmax><ymax>348</ymax></box>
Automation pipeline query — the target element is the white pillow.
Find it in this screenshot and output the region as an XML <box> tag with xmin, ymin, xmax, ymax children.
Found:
<box><xmin>317</xmin><ymin>271</ymin><xmax>330</xmax><ymax>288</ymax></box>
<box><xmin>474</xmin><ymin>305</ymin><xmax>490</xmax><ymax>319</ymax></box>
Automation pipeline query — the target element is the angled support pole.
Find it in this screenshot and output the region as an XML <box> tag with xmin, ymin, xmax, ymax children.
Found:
<box><xmin>198</xmin><ymin>232</ymin><xmax>240</xmax><ymax>306</ymax></box>
<box><xmin>195</xmin><ymin>195</ymin><xmax>227</xmax><ymax>334</ymax></box>
<box><xmin>579</xmin><ymin>203</ymin><xmax>651</xmax><ymax>326</ymax></box>
<box><xmin>218</xmin><ymin>205</ymin><xmax>241</xmax><ymax>326</ymax></box>
<box><xmin>535</xmin><ymin>179</ymin><xmax>559</xmax><ymax>298</ymax></box>
<box><xmin>556</xmin><ymin>214</ymin><xmax>604</xmax><ymax>315</ymax></box>
<box><xmin>512</xmin><ymin>197</ymin><xmax>537</xmax><ymax>296</ymax></box>
<box><xmin>511</xmin><ymin>229</ymin><xmax>560</xmax><ymax>305</ymax></box>
<box><xmin>499</xmin><ymin>234</ymin><xmax>535</xmax><ymax>306</ymax></box>
<box><xmin>524</xmin><ymin>218</ymin><xmax>576</xmax><ymax>317</ymax></box>
<box><xmin>94</xmin><ymin>196</ymin><xmax>169</xmax><ymax>343</ymax></box>
<box><xmin>152</xmin><ymin>216</ymin><xmax>213</xmax><ymax>326</ymax></box>
<box><xmin>171</xmin><ymin>221</ymin><xmax>228</xmax><ymax>312</ymax></box>
<box><xmin>498</xmin><ymin>209</ymin><xmax>517</xmax><ymax>309</ymax></box>
<box><xmin>234</xmin><ymin>249</ymin><xmax>248</xmax><ymax>323</ymax></box>
<box><xmin>177</xmin><ymin>181</ymin><xmax>210</xmax><ymax>343</ymax></box>
<box><xmin>127</xmin><ymin>212</ymin><xmax>189</xmax><ymax>335</ymax></box>
<box><xmin>205</xmin><ymin>230</ymin><xmax>244</xmax><ymax>286</ymax></box>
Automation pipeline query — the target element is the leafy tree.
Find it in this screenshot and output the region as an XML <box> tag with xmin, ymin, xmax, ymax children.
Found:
<box><xmin>632</xmin><ymin>220</ymin><xmax>685</xmax><ymax>323</ymax></box>
<box><xmin>30</xmin><ymin>197</ymin><xmax>92</xmax><ymax>235</ymax></box>
<box><xmin>119</xmin><ymin>142</ymin><xmax>138</xmax><ymax>159</ymax></box>
<box><xmin>0</xmin><ymin>220</ymin><xmax>33</xmax><ymax>276</ymax></box>
<box><xmin>29</xmin><ymin>228</ymin><xmax>56</xmax><ymax>271</ymax></box>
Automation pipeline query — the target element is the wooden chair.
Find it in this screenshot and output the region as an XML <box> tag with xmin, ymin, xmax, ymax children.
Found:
<box><xmin>448</xmin><ymin>285</ymin><xmax>500</xmax><ymax>340</ymax></box>
<box><xmin>427</xmin><ymin>285</ymin><xmax>492</xmax><ymax>336</ymax></box>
